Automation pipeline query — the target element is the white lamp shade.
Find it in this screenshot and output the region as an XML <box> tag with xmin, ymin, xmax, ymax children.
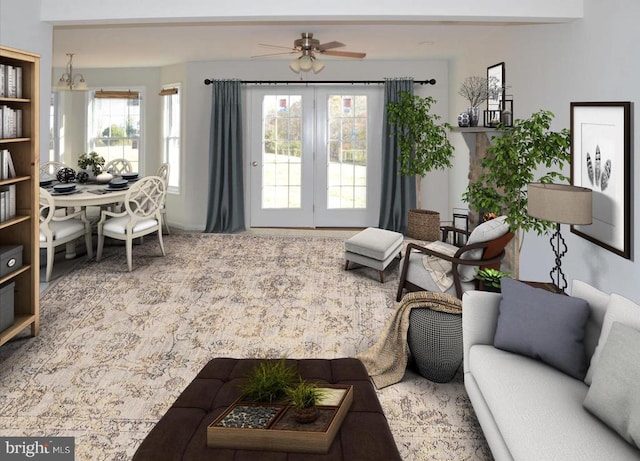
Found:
<box><xmin>289</xmin><ymin>59</ymin><xmax>301</xmax><ymax>73</ymax></box>
<box><xmin>312</xmin><ymin>59</ymin><xmax>325</xmax><ymax>73</ymax></box>
<box><xmin>527</xmin><ymin>183</ymin><xmax>593</xmax><ymax>225</ymax></box>
<box><xmin>298</xmin><ymin>55</ymin><xmax>313</xmax><ymax>71</ymax></box>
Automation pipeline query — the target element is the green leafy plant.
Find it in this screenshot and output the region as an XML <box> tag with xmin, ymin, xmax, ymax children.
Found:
<box><xmin>286</xmin><ymin>379</ymin><xmax>326</xmax><ymax>409</ymax></box>
<box><xmin>77</xmin><ymin>151</ymin><xmax>105</xmax><ymax>176</ymax></box>
<box><xmin>462</xmin><ymin>110</ymin><xmax>571</xmax><ymax>278</ymax></box>
<box><xmin>474</xmin><ymin>268</ymin><xmax>511</xmax><ymax>289</ymax></box>
<box><xmin>386</xmin><ymin>92</ymin><xmax>454</xmax><ymax>208</ymax></box>
<box><xmin>241</xmin><ymin>359</ymin><xmax>298</xmax><ymax>403</ymax></box>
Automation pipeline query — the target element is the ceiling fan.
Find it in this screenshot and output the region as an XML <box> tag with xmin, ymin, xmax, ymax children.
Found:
<box><xmin>253</xmin><ymin>32</ymin><xmax>366</xmax><ymax>74</ymax></box>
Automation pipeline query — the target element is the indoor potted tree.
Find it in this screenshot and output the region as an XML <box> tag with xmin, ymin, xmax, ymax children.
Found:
<box><xmin>386</xmin><ymin>92</ymin><xmax>454</xmax><ymax>240</ymax></box>
<box><xmin>462</xmin><ymin>109</ymin><xmax>571</xmax><ymax>278</ymax></box>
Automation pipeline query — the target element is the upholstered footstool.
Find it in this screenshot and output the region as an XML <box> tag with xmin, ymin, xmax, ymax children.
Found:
<box><xmin>133</xmin><ymin>357</ymin><xmax>401</xmax><ymax>461</ymax></box>
<box><xmin>344</xmin><ymin>227</ymin><xmax>404</xmax><ymax>282</ymax></box>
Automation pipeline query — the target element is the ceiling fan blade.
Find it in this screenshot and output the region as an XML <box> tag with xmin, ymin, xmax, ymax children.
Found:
<box><xmin>251</xmin><ymin>51</ymin><xmax>297</xmax><ymax>58</ymax></box>
<box><xmin>258</xmin><ymin>43</ymin><xmax>296</xmax><ymax>51</ymax></box>
<box><xmin>322</xmin><ymin>50</ymin><xmax>367</xmax><ymax>59</ymax></box>
<box><xmin>317</xmin><ymin>41</ymin><xmax>345</xmax><ymax>51</ymax></box>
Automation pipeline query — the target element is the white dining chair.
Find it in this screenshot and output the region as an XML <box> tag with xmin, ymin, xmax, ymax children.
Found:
<box><xmin>104</xmin><ymin>158</ymin><xmax>133</xmax><ymax>175</ymax></box>
<box><xmin>156</xmin><ymin>163</ymin><xmax>170</xmax><ymax>234</ymax></box>
<box><xmin>39</xmin><ymin>187</ymin><xmax>94</xmax><ymax>282</ymax></box>
<box><xmin>96</xmin><ymin>176</ymin><xmax>166</xmax><ymax>272</ymax></box>
<box><xmin>40</xmin><ymin>161</ymin><xmax>69</xmax><ymax>182</ymax></box>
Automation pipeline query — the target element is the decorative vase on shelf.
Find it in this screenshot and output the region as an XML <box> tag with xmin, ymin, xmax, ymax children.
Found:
<box><xmin>457</xmin><ymin>111</ymin><xmax>470</xmax><ymax>127</ymax></box>
<box><xmin>468</xmin><ymin>106</ymin><xmax>480</xmax><ymax>127</ymax></box>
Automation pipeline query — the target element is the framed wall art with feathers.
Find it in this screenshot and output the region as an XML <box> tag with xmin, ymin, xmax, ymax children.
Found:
<box><xmin>570</xmin><ymin>101</ymin><xmax>631</xmax><ymax>259</ymax></box>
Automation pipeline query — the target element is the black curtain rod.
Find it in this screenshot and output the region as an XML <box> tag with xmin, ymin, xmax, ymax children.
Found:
<box><xmin>204</xmin><ymin>78</ymin><xmax>436</xmax><ymax>86</ymax></box>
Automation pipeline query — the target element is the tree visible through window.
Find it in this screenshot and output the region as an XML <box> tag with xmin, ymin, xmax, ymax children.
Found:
<box><xmin>88</xmin><ymin>90</ymin><xmax>142</xmax><ymax>172</ymax></box>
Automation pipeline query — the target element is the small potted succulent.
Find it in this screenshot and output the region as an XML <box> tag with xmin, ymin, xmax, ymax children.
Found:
<box><xmin>286</xmin><ymin>379</ymin><xmax>326</xmax><ymax>424</ymax></box>
<box><xmin>474</xmin><ymin>268</ymin><xmax>511</xmax><ymax>292</ymax></box>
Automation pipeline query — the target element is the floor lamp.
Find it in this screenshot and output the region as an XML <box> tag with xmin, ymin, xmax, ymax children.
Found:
<box><xmin>527</xmin><ymin>183</ymin><xmax>592</xmax><ymax>293</ymax></box>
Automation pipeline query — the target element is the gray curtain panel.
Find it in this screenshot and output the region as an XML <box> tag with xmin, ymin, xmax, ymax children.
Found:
<box><xmin>204</xmin><ymin>79</ymin><xmax>246</xmax><ymax>233</ymax></box>
<box><xmin>378</xmin><ymin>78</ymin><xmax>416</xmax><ymax>234</ymax></box>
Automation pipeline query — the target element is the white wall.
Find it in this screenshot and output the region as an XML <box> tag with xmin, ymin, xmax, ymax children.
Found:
<box><xmin>0</xmin><ymin>0</ymin><xmax>53</xmax><ymax>164</ymax></box>
<box><xmin>52</xmin><ymin>67</ymin><xmax>162</xmax><ymax>174</ymax></box>
<box><xmin>449</xmin><ymin>0</ymin><xmax>640</xmax><ymax>300</ymax></box>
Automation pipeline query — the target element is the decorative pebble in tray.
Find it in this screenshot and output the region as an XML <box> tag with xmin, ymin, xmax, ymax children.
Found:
<box><xmin>215</xmin><ymin>405</ymin><xmax>281</xmax><ymax>429</ymax></box>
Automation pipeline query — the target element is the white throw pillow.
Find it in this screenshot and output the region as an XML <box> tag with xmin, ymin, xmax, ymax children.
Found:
<box><xmin>459</xmin><ymin>216</ymin><xmax>510</xmax><ymax>282</ymax></box>
<box><xmin>584</xmin><ymin>293</ymin><xmax>640</xmax><ymax>385</ymax></box>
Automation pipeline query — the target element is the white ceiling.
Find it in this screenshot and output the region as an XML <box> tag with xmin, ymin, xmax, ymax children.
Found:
<box><xmin>52</xmin><ymin>21</ymin><xmax>523</xmax><ymax>69</ymax></box>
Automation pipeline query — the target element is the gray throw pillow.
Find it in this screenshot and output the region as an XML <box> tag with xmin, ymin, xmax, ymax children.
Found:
<box><xmin>583</xmin><ymin>322</ymin><xmax>640</xmax><ymax>449</ymax></box>
<box><xmin>493</xmin><ymin>278</ymin><xmax>590</xmax><ymax>379</ymax></box>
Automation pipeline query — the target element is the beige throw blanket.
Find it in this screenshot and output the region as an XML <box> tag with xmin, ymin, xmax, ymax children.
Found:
<box><xmin>357</xmin><ymin>291</ymin><xmax>462</xmax><ymax>389</ymax></box>
<box><xmin>421</xmin><ymin>240</ymin><xmax>459</xmax><ymax>292</ymax></box>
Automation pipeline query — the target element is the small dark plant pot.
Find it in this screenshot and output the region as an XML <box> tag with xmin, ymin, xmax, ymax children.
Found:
<box><xmin>480</xmin><ymin>282</ymin><xmax>501</xmax><ymax>293</ymax></box>
<box><xmin>293</xmin><ymin>406</ymin><xmax>319</xmax><ymax>424</ymax></box>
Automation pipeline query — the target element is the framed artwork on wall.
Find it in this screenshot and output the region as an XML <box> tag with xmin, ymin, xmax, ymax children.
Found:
<box><xmin>570</xmin><ymin>101</ymin><xmax>632</xmax><ymax>259</ymax></box>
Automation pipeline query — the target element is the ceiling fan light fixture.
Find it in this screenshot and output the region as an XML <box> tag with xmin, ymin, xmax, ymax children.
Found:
<box><xmin>312</xmin><ymin>58</ymin><xmax>325</xmax><ymax>74</ymax></box>
<box><xmin>298</xmin><ymin>55</ymin><xmax>313</xmax><ymax>72</ymax></box>
<box><xmin>289</xmin><ymin>59</ymin><xmax>301</xmax><ymax>73</ymax></box>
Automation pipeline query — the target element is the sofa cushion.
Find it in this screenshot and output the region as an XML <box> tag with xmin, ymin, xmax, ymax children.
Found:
<box><xmin>583</xmin><ymin>322</ymin><xmax>640</xmax><ymax>449</ymax></box>
<box><xmin>494</xmin><ymin>278</ymin><xmax>590</xmax><ymax>379</ymax></box>
<box><xmin>459</xmin><ymin>216</ymin><xmax>509</xmax><ymax>282</ymax></box>
<box><xmin>571</xmin><ymin>280</ymin><xmax>610</xmax><ymax>361</ymax></box>
<box><xmin>585</xmin><ymin>293</ymin><xmax>640</xmax><ymax>385</ymax></box>
<box><xmin>468</xmin><ymin>345</ymin><xmax>640</xmax><ymax>461</ymax></box>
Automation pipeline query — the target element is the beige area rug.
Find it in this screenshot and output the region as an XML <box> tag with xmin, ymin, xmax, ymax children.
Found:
<box><xmin>0</xmin><ymin>233</ymin><xmax>492</xmax><ymax>461</ymax></box>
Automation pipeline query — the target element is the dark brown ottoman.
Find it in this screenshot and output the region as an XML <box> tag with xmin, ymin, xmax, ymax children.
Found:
<box><xmin>133</xmin><ymin>357</ymin><xmax>401</xmax><ymax>461</ymax></box>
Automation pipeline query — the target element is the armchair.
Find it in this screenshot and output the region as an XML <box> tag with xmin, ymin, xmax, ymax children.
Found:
<box><xmin>397</xmin><ymin>216</ymin><xmax>513</xmax><ymax>300</ymax></box>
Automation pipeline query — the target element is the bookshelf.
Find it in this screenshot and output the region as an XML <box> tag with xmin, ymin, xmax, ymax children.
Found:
<box><xmin>0</xmin><ymin>45</ymin><xmax>39</xmax><ymax>346</ymax></box>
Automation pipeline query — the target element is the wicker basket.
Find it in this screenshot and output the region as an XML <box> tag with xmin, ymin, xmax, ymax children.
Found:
<box><xmin>407</xmin><ymin>209</ymin><xmax>440</xmax><ymax>241</ymax></box>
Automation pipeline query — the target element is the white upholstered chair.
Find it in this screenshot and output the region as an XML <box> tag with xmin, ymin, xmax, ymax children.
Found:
<box><xmin>397</xmin><ymin>216</ymin><xmax>513</xmax><ymax>300</ymax></box>
<box><xmin>104</xmin><ymin>158</ymin><xmax>133</xmax><ymax>175</ymax></box>
<box><xmin>96</xmin><ymin>176</ymin><xmax>166</xmax><ymax>272</ymax></box>
<box><xmin>156</xmin><ymin>163</ymin><xmax>170</xmax><ymax>234</ymax></box>
<box><xmin>156</xmin><ymin>163</ymin><xmax>171</xmax><ymax>234</ymax></box>
<box><xmin>39</xmin><ymin>187</ymin><xmax>93</xmax><ymax>282</ymax></box>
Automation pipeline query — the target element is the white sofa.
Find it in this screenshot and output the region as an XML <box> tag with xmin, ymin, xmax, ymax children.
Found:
<box><xmin>463</xmin><ymin>279</ymin><xmax>640</xmax><ymax>461</ymax></box>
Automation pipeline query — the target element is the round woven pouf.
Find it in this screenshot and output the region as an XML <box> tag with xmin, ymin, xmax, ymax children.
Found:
<box><xmin>407</xmin><ymin>308</ymin><xmax>463</xmax><ymax>383</ymax></box>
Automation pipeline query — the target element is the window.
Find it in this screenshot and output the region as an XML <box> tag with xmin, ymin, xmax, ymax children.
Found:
<box><xmin>87</xmin><ymin>88</ymin><xmax>142</xmax><ymax>172</ymax></box>
<box><xmin>161</xmin><ymin>84</ymin><xmax>180</xmax><ymax>192</ymax></box>
<box><xmin>48</xmin><ymin>92</ymin><xmax>60</xmax><ymax>162</ymax></box>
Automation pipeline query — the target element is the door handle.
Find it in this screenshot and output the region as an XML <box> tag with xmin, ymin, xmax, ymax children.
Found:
<box><xmin>251</xmin><ymin>161</ymin><xmax>258</xmax><ymax>167</ymax></box>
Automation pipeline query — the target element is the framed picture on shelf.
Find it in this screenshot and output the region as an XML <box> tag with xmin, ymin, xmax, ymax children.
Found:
<box><xmin>570</xmin><ymin>101</ymin><xmax>632</xmax><ymax>259</ymax></box>
<box><xmin>486</xmin><ymin>62</ymin><xmax>505</xmax><ymax>111</ymax></box>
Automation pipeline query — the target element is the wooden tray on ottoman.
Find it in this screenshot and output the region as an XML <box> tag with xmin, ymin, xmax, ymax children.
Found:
<box><xmin>207</xmin><ymin>385</ymin><xmax>353</xmax><ymax>454</ymax></box>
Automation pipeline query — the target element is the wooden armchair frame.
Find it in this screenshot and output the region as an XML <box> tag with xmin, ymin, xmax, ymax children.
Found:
<box><xmin>396</xmin><ymin>231</ymin><xmax>514</xmax><ymax>301</ymax></box>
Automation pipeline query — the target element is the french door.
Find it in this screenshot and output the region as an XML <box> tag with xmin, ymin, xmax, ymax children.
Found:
<box><xmin>248</xmin><ymin>86</ymin><xmax>382</xmax><ymax>228</ymax></box>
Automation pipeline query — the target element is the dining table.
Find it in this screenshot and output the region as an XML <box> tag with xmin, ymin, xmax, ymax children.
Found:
<box><xmin>47</xmin><ymin>182</ymin><xmax>131</xmax><ymax>259</ymax></box>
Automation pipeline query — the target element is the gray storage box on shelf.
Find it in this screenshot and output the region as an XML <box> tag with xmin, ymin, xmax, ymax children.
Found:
<box><xmin>0</xmin><ymin>244</ymin><xmax>23</xmax><ymax>278</ymax></box>
<box><xmin>0</xmin><ymin>281</ymin><xmax>15</xmax><ymax>332</ymax></box>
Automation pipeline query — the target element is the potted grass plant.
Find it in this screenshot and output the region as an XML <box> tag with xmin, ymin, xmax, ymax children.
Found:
<box><xmin>241</xmin><ymin>359</ymin><xmax>298</xmax><ymax>403</ymax></box>
<box><xmin>286</xmin><ymin>379</ymin><xmax>327</xmax><ymax>424</ymax></box>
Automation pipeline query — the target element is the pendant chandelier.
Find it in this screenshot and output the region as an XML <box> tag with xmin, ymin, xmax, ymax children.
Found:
<box><xmin>55</xmin><ymin>53</ymin><xmax>88</xmax><ymax>91</ymax></box>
